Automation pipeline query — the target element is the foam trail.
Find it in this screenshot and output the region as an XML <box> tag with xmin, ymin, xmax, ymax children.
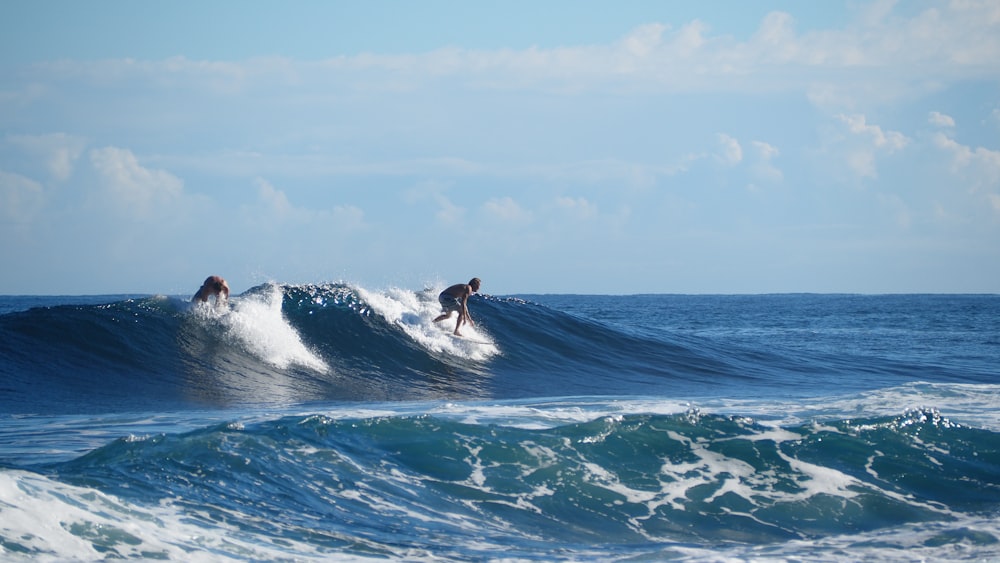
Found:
<box><xmin>194</xmin><ymin>284</ymin><xmax>328</xmax><ymax>373</ymax></box>
<box><xmin>356</xmin><ymin>286</ymin><xmax>500</xmax><ymax>362</ymax></box>
<box><xmin>0</xmin><ymin>470</ymin><xmax>348</xmax><ymax>561</ymax></box>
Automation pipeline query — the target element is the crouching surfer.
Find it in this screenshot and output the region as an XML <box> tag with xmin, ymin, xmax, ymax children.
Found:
<box><xmin>192</xmin><ymin>275</ymin><xmax>230</xmax><ymax>308</ymax></box>
<box><xmin>433</xmin><ymin>277</ymin><xmax>481</xmax><ymax>336</ymax></box>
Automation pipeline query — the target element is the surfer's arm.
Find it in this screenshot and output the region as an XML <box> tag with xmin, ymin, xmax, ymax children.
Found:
<box><xmin>461</xmin><ymin>287</ymin><xmax>474</xmax><ymax>325</ymax></box>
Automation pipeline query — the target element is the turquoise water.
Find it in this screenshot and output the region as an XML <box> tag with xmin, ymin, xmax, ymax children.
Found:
<box><xmin>0</xmin><ymin>287</ymin><xmax>998</xmax><ymax>560</ymax></box>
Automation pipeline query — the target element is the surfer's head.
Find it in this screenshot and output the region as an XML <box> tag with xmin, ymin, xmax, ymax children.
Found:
<box><xmin>469</xmin><ymin>278</ymin><xmax>481</xmax><ymax>292</ymax></box>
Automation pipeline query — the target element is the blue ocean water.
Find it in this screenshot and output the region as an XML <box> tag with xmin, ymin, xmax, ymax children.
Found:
<box><xmin>0</xmin><ymin>285</ymin><xmax>998</xmax><ymax>561</ymax></box>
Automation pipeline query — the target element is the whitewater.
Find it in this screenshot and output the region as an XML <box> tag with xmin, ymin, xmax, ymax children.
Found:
<box><xmin>0</xmin><ymin>284</ymin><xmax>998</xmax><ymax>561</ymax></box>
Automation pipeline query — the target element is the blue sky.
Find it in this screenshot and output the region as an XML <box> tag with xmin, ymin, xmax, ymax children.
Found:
<box><xmin>1</xmin><ymin>1</ymin><xmax>998</xmax><ymax>295</ymax></box>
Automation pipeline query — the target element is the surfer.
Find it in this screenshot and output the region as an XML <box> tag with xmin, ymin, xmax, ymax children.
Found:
<box><xmin>192</xmin><ymin>275</ymin><xmax>230</xmax><ymax>307</ymax></box>
<box><xmin>433</xmin><ymin>277</ymin><xmax>481</xmax><ymax>336</ymax></box>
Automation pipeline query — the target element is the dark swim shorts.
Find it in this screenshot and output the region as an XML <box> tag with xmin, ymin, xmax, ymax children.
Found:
<box><xmin>438</xmin><ymin>293</ymin><xmax>462</xmax><ymax>313</ymax></box>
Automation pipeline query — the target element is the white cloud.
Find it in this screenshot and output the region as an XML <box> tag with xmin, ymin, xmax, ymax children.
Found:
<box><xmin>751</xmin><ymin>140</ymin><xmax>783</xmax><ymax>182</ymax></box>
<box><xmin>256</xmin><ymin>178</ymin><xmax>295</xmax><ymax>219</ymax></box>
<box><xmin>858</xmin><ymin>0</ymin><xmax>898</xmax><ymax>28</ymax></box>
<box><xmin>845</xmin><ymin>151</ymin><xmax>878</xmax><ymax>179</ymax></box>
<box><xmin>622</xmin><ymin>23</ymin><xmax>667</xmax><ymax>57</ymax></box>
<box><xmin>839</xmin><ymin>114</ymin><xmax>908</xmax><ymax>151</ymax></box>
<box><xmin>716</xmin><ymin>134</ymin><xmax>743</xmax><ymax>166</ymax></box>
<box><xmin>932</xmin><ymin>132</ymin><xmax>1000</xmax><ymax>193</ymax></box>
<box><xmin>89</xmin><ymin>147</ymin><xmax>184</xmax><ymax>216</ymax></box>
<box><xmin>928</xmin><ymin>111</ymin><xmax>955</xmax><ymax>128</ymax></box>
<box><xmin>402</xmin><ymin>182</ymin><xmax>439</xmax><ymax>205</ymax></box>
<box><xmin>837</xmin><ymin>114</ymin><xmax>909</xmax><ymax>178</ymax></box>
<box><xmin>555</xmin><ymin>196</ymin><xmax>598</xmax><ymax>219</ymax></box>
<box><xmin>400</xmin><ymin>180</ymin><xmax>471</xmax><ymax>224</ymax></box>
<box><xmin>670</xmin><ymin>20</ymin><xmax>708</xmax><ymax>55</ymax></box>
<box><xmin>332</xmin><ymin>204</ymin><xmax>366</xmax><ymax>228</ymax></box>
<box><xmin>750</xmin><ymin>11</ymin><xmax>797</xmax><ymax>60</ymax></box>
<box><xmin>433</xmin><ymin>193</ymin><xmax>464</xmax><ymax>224</ymax></box>
<box><xmin>18</xmin><ymin>1</ymin><xmax>997</xmax><ymax>104</ymax></box>
<box><xmin>805</xmin><ymin>84</ymin><xmax>848</xmax><ymax>110</ymax></box>
<box><xmin>6</xmin><ymin>133</ymin><xmax>87</xmax><ymax>181</ymax></box>
<box><xmin>4</xmin><ymin>3</ymin><xmax>1000</xmax><ymax>294</ymax></box>
<box><xmin>482</xmin><ymin>196</ymin><xmax>531</xmax><ymax>222</ymax></box>
<box><xmin>0</xmin><ymin>170</ymin><xmax>44</xmax><ymax>224</ymax></box>
<box><xmin>753</xmin><ymin>140</ymin><xmax>780</xmax><ymax>161</ymax></box>
<box><xmin>252</xmin><ymin>178</ymin><xmax>365</xmax><ymax>229</ymax></box>
<box><xmin>990</xmin><ymin>193</ymin><xmax>1000</xmax><ymax>212</ymax></box>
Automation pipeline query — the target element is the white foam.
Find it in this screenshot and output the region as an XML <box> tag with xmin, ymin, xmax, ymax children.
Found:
<box><xmin>0</xmin><ymin>469</ymin><xmax>358</xmax><ymax>561</ymax></box>
<box><xmin>355</xmin><ymin>285</ymin><xmax>500</xmax><ymax>362</ymax></box>
<box><xmin>665</xmin><ymin>382</ymin><xmax>1000</xmax><ymax>431</ymax></box>
<box><xmin>193</xmin><ymin>284</ymin><xmax>328</xmax><ymax>373</ymax></box>
<box><xmin>425</xmin><ymin>399</ymin><xmax>698</xmax><ymax>430</ymax></box>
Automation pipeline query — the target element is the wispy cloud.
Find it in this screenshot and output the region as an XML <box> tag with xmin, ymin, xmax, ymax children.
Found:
<box><xmin>482</xmin><ymin>196</ymin><xmax>531</xmax><ymax>223</ymax></box>
<box><xmin>0</xmin><ymin>170</ymin><xmax>44</xmax><ymax>224</ymax></box>
<box><xmin>928</xmin><ymin>111</ymin><xmax>955</xmax><ymax>128</ymax></box>
<box><xmin>89</xmin><ymin>147</ymin><xmax>184</xmax><ymax>216</ymax></box>
<box><xmin>716</xmin><ymin>134</ymin><xmax>743</xmax><ymax>166</ymax></box>
<box><xmin>933</xmin><ymin>131</ymin><xmax>1000</xmax><ymax>196</ymax></box>
<box><xmin>837</xmin><ymin>114</ymin><xmax>909</xmax><ymax>178</ymax></box>
<box><xmin>1</xmin><ymin>1</ymin><xmax>998</xmax><ymax>293</ymax></box>
<box><xmin>249</xmin><ymin>178</ymin><xmax>366</xmax><ymax>229</ymax></box>
<box><xmin>6</xmin><ymin>133</ymin><xmax>87</xmax><ymax>181</ymax></box>
<box><xmin>9</xmin><ymin>2</ymin><xmax>998</xmax><ymax>102</ymax></box>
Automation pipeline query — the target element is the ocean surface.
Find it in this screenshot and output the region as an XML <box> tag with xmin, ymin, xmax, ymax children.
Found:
<box><xmin>0</xmin><ymin>285</ymin><xmax>998</xmax><ymax>561</ymax></box>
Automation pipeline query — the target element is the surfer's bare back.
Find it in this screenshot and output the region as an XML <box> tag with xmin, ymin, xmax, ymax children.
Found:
<box><xmin>434</xmin><ymin>278</ymin><xmax>481</xmax><ymax>336</ymax></box>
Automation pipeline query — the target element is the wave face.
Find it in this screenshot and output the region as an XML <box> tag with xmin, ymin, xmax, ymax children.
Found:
<box><xmin>0</xmin><ymin>283</ymin><xmax>504</xmax><ymax>413</ymax></box>
<box><xmin>4</xmin><ymin>285</ymin><xmax>995</xmax><ymax>415</ymax></box>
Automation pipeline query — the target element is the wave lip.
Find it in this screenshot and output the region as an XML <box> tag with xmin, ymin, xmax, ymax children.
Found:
<box><xmin>208</xmin><ymin>283</ymin><xmax>329</xmax><ymax>373</ymax></box>
<box><xmin>357</xmin><ymin>285</ymin><xmax>500</xmax><ymax>362</ymax></box>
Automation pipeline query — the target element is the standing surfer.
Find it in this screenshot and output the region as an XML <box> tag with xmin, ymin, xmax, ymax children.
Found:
<box><xmin>192</xmin><ymin>275</ymin><xmax>230</xmax><ymax>307</ymax></box>
<box><xmin>433</xmin><ymin>277</ymin><xmax>481</xmax><ymax>336</ymax></box>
